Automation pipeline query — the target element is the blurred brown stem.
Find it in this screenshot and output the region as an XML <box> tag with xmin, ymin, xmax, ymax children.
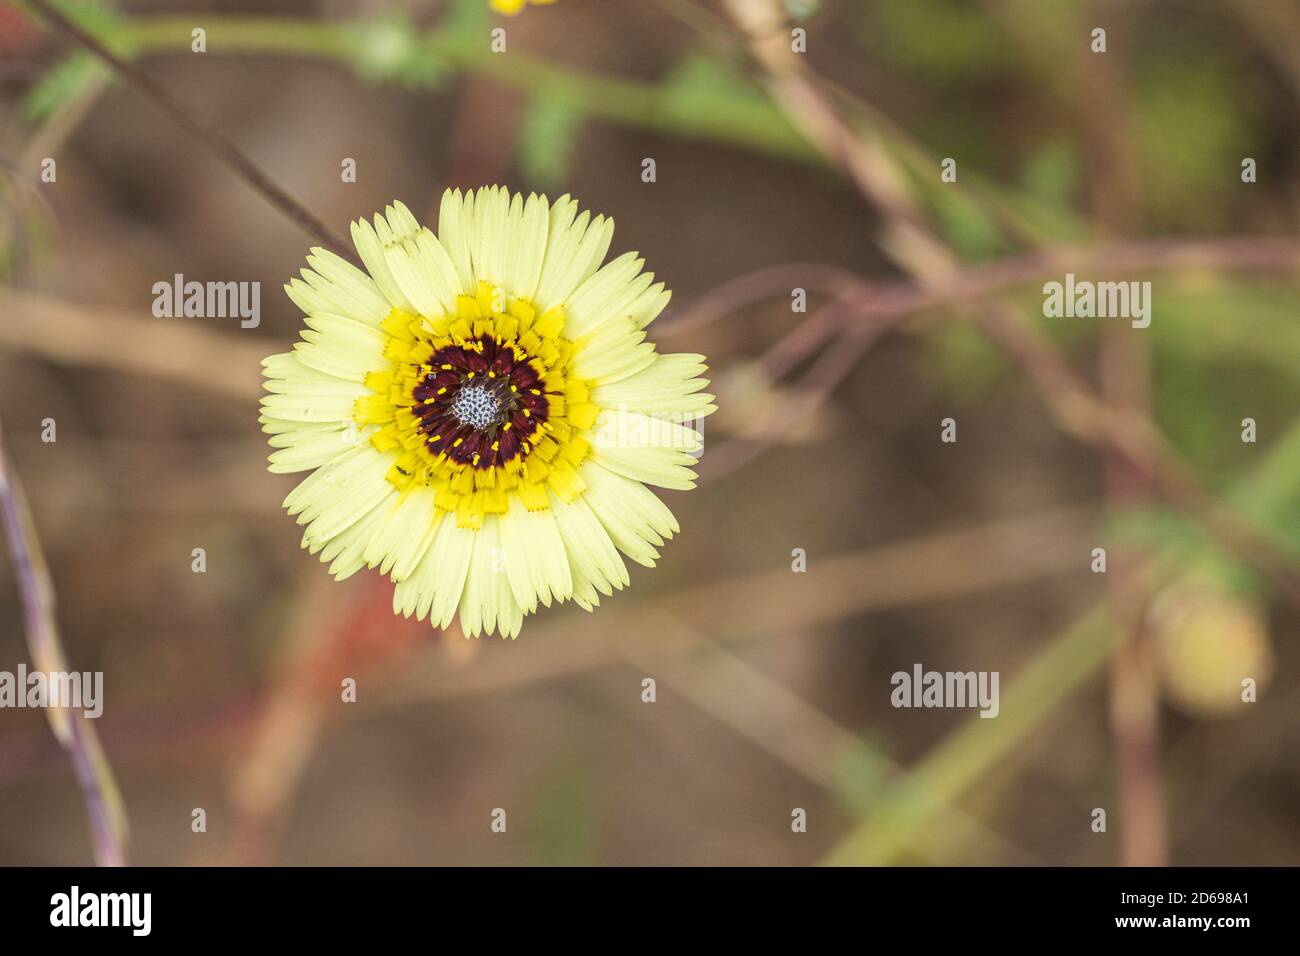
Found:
<box><xmin>717</xmin><ymin>0</ymin><xmax>1300</xmax><ymax>605</ymax></box>
<box><xmin>1083</xmin><ymin>0</ymin><xmax>1166</xmax><ymax>865</ymax></box>
<box><xmin>23</xmin><ymin>0</ymin><xmax>356</xmax><ymax>264</ymax></box>
<box><xmin>0</xmin><ymin>413</ymin><xmax>129</xmax><ymax>866</ymax></box>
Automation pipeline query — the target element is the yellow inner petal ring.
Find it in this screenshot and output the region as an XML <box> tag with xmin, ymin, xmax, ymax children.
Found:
<box><xmin>353</xmin><ymin>281</ymin><xmax>599</xmax><ymax>529</ymax></box>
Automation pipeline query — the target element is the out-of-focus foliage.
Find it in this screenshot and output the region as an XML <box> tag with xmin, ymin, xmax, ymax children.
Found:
<box><xmin>347</xmin><ymin>12</ymin><xmax>451</xmax><ymax>89</ymax></box>
<box><xmin>519</xmin><ymin>94</ymin><xmax>584</xmax><ymax>186</ymax></box>
<box><xmin>1133</xmin><ymin>54</ymin><xmax>1255</xmax><ymax>229</ymax></box>
<box><xmin>1018</xmin><ymin>139</ymin><xmax>1082</xmax><ymax>213</ymax></box>
<box><xmin>23</xmin><ymin>52</ymin><xmax>100</xmax><ymax>120</ymax></box>
<box><xmin>871</xmin><ymin>0</ymin><xmax>1007</xmax><ymax>78</ymax></box>
<box><xmin>1152</xmin><ymin>283</ymin><xmax>1299</xmax><ymax>478</ymax></box>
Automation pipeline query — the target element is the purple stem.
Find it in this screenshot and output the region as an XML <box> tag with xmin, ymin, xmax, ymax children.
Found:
<box><xmin>0</xmin><ymin>414</ymin><xmax>128</xmax><ymax>866</ymax></box>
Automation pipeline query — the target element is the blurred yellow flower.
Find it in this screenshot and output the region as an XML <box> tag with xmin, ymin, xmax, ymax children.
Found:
<box><xmin>491</xmin><ymin>0</ymin><xmax>559</xmax><ymax>15</ymax></box>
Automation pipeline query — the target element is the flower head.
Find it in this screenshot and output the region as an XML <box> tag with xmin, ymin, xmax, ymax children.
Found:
<box><xmin>261</xmin><ymin>188</ymin><xmax>714</xmax><ymax>638</ymax></box>
<box><xmin>490</xmin><ymin>0</ymin><xmax>558</xmax><ymax>15</ymax></box>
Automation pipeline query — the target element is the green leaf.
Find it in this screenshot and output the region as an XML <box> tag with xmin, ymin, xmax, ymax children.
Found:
<box><xmin>518</xmin><ymin>95</ymin><xmax>585</xmax><ymax>187</ymax></box>
<box><xmin>658</xmin><ymin>54</ymin><xmax>808</xmax><ymax>158</ymax></box>
<box><xmin>785</xmin><ymin>0</ymin><xmax>824</xmax><ymax>19</ymax></box>
<box><xmin>871</xmin><ymin>0</ymin><xmax>1005</xmax><ymax>76</ymax></box>
<box><xmin>24</xmin><ymin>53</ymin><xmax>104</xmax><ymax>121</ymax></box>
<box><xmin>442</xmin><ymin>0</ymin><xmax>492</xmax><ymax>40</ymax></box>
<box><xmin>1020</xmin><ymin>138</ymin><xmax>1081</xmax><ymax>208</ymax></box>
<box><xmin>930</xmin><ymin>322</ymin><xmax>1009</xmax><ymax>399</ymax></box>
<box><xmin>932</xmin><ymin>188</ymin><xmax>1007</xmax><ymax>260</ymax></box>
<box><xmin>661</xmin><ymin>55</ymin><xmax>761</xmax><ymax>118</ymax></box>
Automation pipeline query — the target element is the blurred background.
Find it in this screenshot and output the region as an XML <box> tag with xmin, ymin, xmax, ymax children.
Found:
<box><xmin>0</xmin><ymin>0</ymin><xmax>1297</xmax><ymax>866</ymax></box>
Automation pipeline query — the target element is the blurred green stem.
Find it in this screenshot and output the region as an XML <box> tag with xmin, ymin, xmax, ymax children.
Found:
<box><xmin>115</xmin><ymin>15</ymin><xmax>819</xmax><ymax>163</ymax></box>
<box><xmin>21</xmin><ymin>6</ymin><xmax>1089</xmax><ymax>249</ymax></box>
<box><xmin>823</xmin><ymin>414</ymin><xmax>1300</xmax><ymax>865</ymax></box>
<box><xmin>826</xmin><ymin>603</ymin><xmax>1115</xmax><ymax>866</ymax></box>
<box><xmin>22</xmin><ymin>0</ymin><xmax>357</xmax><ymax>259</ymax></box>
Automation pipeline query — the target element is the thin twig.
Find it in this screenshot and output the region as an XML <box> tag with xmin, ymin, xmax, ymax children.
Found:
<box><xmin>0</xmin><ymin>413</ymin><xmax>129</xmax><ymax>866</ymax></box>
<box><xmin>619</xmin><ymin>631</ymin><xmax>1043</xmax><ymax>864</ymax></box>
<box><xmin>821</xmin><ymin>594</ymin><xmax>1123</xmax><ymax>865</ymax></box>
<box><xmin>716</xmin><ymin>0</ymin><xmax>1300</xmax><ymax>602</ymax></box>
<box><xmin>657</xmin><ymin>262</ymin><xmax>867</xmax><ymax>337</ymax></box>
<box><xmin>700</xmin><ymin>308</ymin><xmax>883</xmax><ymax>481</ymax></box>
<box><xmin>4</xmin><ymin>235</ymin><xmax>1291</xmax><ymax>400</ymax></box>
<box><xmin>0</xmin><ymin>287</ymin><xmax>273</xmax><ymax>401</ymax></box>
<box><xmin>24</xmin><ymin>0</ymin><xmax>356</xmax><ymax>264</ymax></box>
<box><xmin>656</xmin><ymin>235</ymin><xmax>1300</xmax><ymax>342</ymax></box>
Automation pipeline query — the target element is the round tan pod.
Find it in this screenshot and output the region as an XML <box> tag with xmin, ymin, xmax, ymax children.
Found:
<box><xmin>1149</xmin><ymin>579</ymin><xmax>1275</xmax><ymax>719</ymax></box>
